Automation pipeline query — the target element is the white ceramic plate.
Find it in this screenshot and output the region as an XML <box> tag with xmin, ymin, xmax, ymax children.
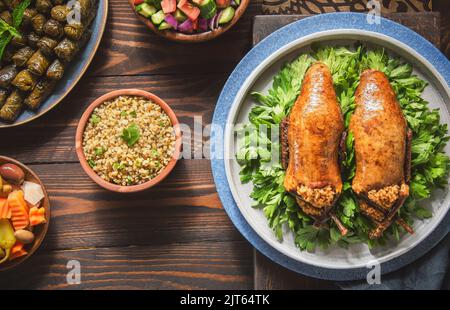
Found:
<box><xmin>223</xmin><ymin>30</ymin><xmax>450</xmax><ymax>271</ymax></box>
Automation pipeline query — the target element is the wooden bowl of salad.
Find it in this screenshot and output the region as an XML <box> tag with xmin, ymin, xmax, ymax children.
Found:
<box><xmin>129</xmin><ymin>0</ymin><xmax>250</xmax><ymax>43</ymax></box>
<box><xmin>0</xmin><ymin>156</ymin><xmax>50</xmax><ymax>272</ymax></box>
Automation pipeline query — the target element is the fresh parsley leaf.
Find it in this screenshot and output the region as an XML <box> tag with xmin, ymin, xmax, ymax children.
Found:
<box><xmin>121</xmin><ymin>123</ymin><xmax>140</xmax><ymax>147</ymax></box>
<box><xmin>413</xmin><ymin>206</ymin><xmax>433</xmax><ymax>219</ymax></box>
<box><xmin>0</xmin><ymin>32</ymin><xmax>13</xmax><ymax>63</ymax></box>
<box><xmin>88</xmin><ymin>159</ymin><xmax>96</xmax><ymax>168</ymax></box>
<box><xmin>90</xmin><ymin>114</ymin><xmax>101</xmax><ymax>125</ymax></box>
<box><xmin>94</xmin><ymin>147</ymin><xmax>105</xmax><ymax>156</ymax></box>
<box><xmin>12</xmin><ymin>0</ymin><xmax>31</xmax><ymax>28</ymax></box>
<box><xmin>112</xmin><ymin>162</ymin><xmax>125</xmax><ymax>171</ymax></box>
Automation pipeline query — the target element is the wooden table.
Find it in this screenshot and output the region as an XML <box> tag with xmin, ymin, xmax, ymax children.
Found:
<box><xmin>0</xmin><ymin>0</ymin><xmax>448</xmax><ymax>290</ymax></box>
<box><xmin>0</xmin><ymin>0</ymin><xmax>260</xmax><ymax>290</ymax></box>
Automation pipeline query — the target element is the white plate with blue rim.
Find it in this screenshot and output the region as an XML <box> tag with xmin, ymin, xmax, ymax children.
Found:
<box><xmin>210</xmin><ymin>13</ymin><xmax>450</xmax><ymax>280</ymax></box>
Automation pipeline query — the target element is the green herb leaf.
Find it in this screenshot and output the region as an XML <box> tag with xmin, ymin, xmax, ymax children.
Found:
<box><xmin>0</xmin><ymin>19</ymin><xmax>20</xmax><ymax>38</ymax></box>
<box><xmin>0</xmin><ymin>32</ymin><xmax>13</xmax><ymax>63</ymax></box>
<box><xmin>90</xmin><ymin>114</ymin><xmax>101</xmax><ymax>125</ymax></box>
<box><xmin>121</xmin><ymin>123</ymin><xmax>140</xmax><ymax>147</ymax></box>
<box><xmin>0</xmin><ymin>0</ymin><xmax>31</xmax><ymax>61</ymax></box>
<box><xmin>112</xmin><ymin>162</ymin><xmax>124</xmax><ymax>171</ymax></box>
<box><xmin>12</xmin><ymin>0</ymin><xmax>31</xmax><ymax>29</ymax></box>
<box><xmin>88</xmin><ymin>159</ymin><xmax>96</xmax><ymax>168</ymax></box>
<box><xmin>413</xmin><ymin>206</ymin><xmax>433</xmax><ymax>219</ymax></box>
<box><xmin>94</xmin><ymin>147</ymin><xmax>105</xmax><ymax>156</ymax></box>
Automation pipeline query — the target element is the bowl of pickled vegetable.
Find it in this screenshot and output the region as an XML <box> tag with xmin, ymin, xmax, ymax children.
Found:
<box><xmin>129</xmin><ymin>0</ymin><xmax>249</xmax><ymax>42</ymax></box>
<box><xmin>0</xmin><ymin>156</ymin><xmax>50</xmax><ymax>272</ymax></box>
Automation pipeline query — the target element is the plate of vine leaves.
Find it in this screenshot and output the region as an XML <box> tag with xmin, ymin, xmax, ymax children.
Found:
<box><xmin>211</xmin><ymin>13</ymin><xmax>450</xmax><ymax>280</ymax></box>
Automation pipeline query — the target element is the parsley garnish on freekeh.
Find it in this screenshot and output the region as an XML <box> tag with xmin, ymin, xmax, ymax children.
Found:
<box><xmin>121</xmin><ymin>123</ymin><xmax>141</xmax><ymax>147</ymax></box>
<box><xmin>237</xmin><ymin>44</ymin><xmax>450</xmax><ymax>252</ymax></box>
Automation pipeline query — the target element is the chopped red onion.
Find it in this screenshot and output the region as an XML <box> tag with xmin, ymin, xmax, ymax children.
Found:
<box><xmin>164</xmin><ymin>14</ymin><xmax>178</xmax><ymax>30</ymax></box>
<box><xmin>178</xmin><ymin>19</ymin><xmax>194</xmax><ymax>33</ymax></box>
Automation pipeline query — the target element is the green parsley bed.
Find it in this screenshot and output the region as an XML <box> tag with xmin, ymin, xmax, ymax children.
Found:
<box><xmin>236</xmin><ymin>45</ymin><xmax>450</xmax><ymax>252</ymax></box>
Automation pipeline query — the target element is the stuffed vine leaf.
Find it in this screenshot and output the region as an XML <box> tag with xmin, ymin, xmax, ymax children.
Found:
<box><xmin>12</xmin><ymin>69</ymin><xmax>37</xmax><ymax>91</ymax></box>
<box><xmin>0</xmin><ymin>65</ymin><xmax>18</xmax><ymax>88</ymax></box>
<box><xmin>24</xmin><ymin>79</ymin><xmax>56</xmax><ymax>110</ymax></box>
<box><xmin>11</xmin><ymin>47</ymin><xmax>35</xmax><ymax>67</ymax></box>
<box><xmin>27</xmin><ymin>50</ymin><xmax>50</xmax><ymax>76</ymax></box>
<box><xmin>46</xmin><ymin>59</ymin><xmax>64</xmax><ymax>80</ymax></box>
<box><xmin>0</xmin><ymin>89</ymin><xmax>23</xmax><ymax>121</ymax></box>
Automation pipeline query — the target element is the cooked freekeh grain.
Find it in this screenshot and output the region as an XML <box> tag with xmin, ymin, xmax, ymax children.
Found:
<box><xmin>82</xmin><ymin>96</ymin><xmax>176</xmax><ymax>186</ymax></box>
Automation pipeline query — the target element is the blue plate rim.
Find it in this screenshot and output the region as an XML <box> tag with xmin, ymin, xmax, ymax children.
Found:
<box><xmin>210</xmin><ymin>12</ymin><xmax>450</xmax><ymax>281</ymax></box>
<box><xmin>0</xmin><ymin>0</ymin><xmax>109</xmax><ymax>128</ymax></box>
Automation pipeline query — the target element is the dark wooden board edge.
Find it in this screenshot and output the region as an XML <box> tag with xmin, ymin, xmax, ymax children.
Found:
<box><xmin>253</xmin><ymin>13</ymin><xmax>441</xmax><ymax>48</ymax></box>
<box><xmin>252</xmin><ymin>12</ymin><xmax>442</xmax><ymax>290</ymax></box>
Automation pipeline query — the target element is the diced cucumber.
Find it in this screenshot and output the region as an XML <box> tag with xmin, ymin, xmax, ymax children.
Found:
<box><xmin>136</xmin><ymin>3</ymin><xmax>157</xmax><ymax>18</ymax></box>
<box><xmin>174</xmin><ymin>9</ymin><xmax>187</xmax><ymax>22</ymax></box>
<box><xmin>218</xmin><ymin>6</ymin><xmax>235</xmax><ymax>24</ymax></box>
<box><xmin>158</xmin><ymin>21</ymin><xmax>173</xmax><ymax>30</ymax></box>
<box><xmin>151</xmin><ymin>10</ymin><xmax>165</xmax><ymax>25</ymax></box>
<box><xmin>145</xmin><ymin>0</ymin><xmax>162</xmax><ymax>10</ymax></box>
<box><xmin>194</xmin><ymin>0</ymin><xmax>217</xmax><ymax>19</ymax></box>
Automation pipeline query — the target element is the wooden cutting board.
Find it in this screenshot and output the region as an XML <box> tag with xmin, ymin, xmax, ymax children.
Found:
<box><xmin>262</xmin><ymin>0</ymin><xmax>433</xmax><ymax>15</ymax></box>
<box><xmin>252</xmin><ymin>12</ymin><xmax>441</xmax><ymax>290</ymax></box>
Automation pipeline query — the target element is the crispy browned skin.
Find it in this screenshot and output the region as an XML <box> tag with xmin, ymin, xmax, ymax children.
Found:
<box><xmin>283</xmin><ymin>62</ymin><xmax>344</xmax><ymax>218</ymax></box>
<box><xmin>351</xmin><ymin>69</ymin><xmax>407</xmax><ymax>193</ymax></box>
<box><xmin>350</xmin><ymin>69</ymin><xmax>411</xmax><ymax>238</ymax></box>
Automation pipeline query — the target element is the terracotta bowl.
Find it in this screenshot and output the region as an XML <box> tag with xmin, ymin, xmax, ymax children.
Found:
<box><xmin>0</xmin><ymin>156</ymin><xmax>50</xmax><ymax>272</ymax></box>
<box><xmin>75</xmin><ymin>89</ymin><xmax>182</xmax><ymax>193</ymax></box>
<box><xmin>128</xmin><ymin>0</ymin><xmax>250</xmax><ymax>43</ymax></box>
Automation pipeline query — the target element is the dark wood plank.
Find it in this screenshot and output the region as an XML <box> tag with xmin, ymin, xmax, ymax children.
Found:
<box><xmin>254</xmin><ymin>250</ymin><xmax>337</xmax><ymax>290</ymax></box>
<box><xmin>86</xmin><ymin>0</ymin><xmax>262</xmax><ymax>77</ymax></box>
<box><xmin>0</xmin><ymin>160</ymin><xmax>253</xmax><ymax>289</ymax></box>
<box><xmin>253</xmin><ymin>13</ymin><xmax>441</xmax><ymax>48</ymax></box>
<box><xmin>434</xmin><ymin>0</ymin><xmax>450</xmax><ymax>57</ymax></box>
<box><xmin>261</xmin><ymin>0</ymin><xmax>433</xmax><ymax>14</ymax></box>
<box><xmin>0</xmin><ymin>73</ymin><xmax>225</xmax><ymax>164</ymax></box>
<box><xmin>0</xmin><ymin>1</ymin><xmax>262</xmax><ymax>290</ymax></box>
<box><xmin>252</xmin><ymin>12</ymin><xmax>442</xmax><ymax>290</ymax></box>
<box><xmin>18</xmin><ymin>161</ymin><xmax>241</xmax><ymax>251</ymax></box>
<box><xmin>0</xmin><ymin>240</ymin><xmax>253</xmax><ymax>290</ymax></box>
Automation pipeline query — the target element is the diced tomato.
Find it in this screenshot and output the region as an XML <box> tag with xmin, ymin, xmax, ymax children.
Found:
<box><xmin>177</xmin><ymin>0</ymin><xmax>188</xmax><ymax>7</ymax></box>
<box><xmin>178</xmin><ymin>1</ymin><xmax>200</xmax><ymax>21</ymax></box>
<box><xmin>134</xmin><ymin>0</ymin><xmax>144</xmax><ymax>5</ymax></box>
<box><xmin>161</xmin><ymin>0</ymin><xmax>177</xmax><ymax>14</ymax></box>
<box><xmin>216</xmin><ymin>0</ymin><xmax>231</xmax><ymax>8</ymax></box>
